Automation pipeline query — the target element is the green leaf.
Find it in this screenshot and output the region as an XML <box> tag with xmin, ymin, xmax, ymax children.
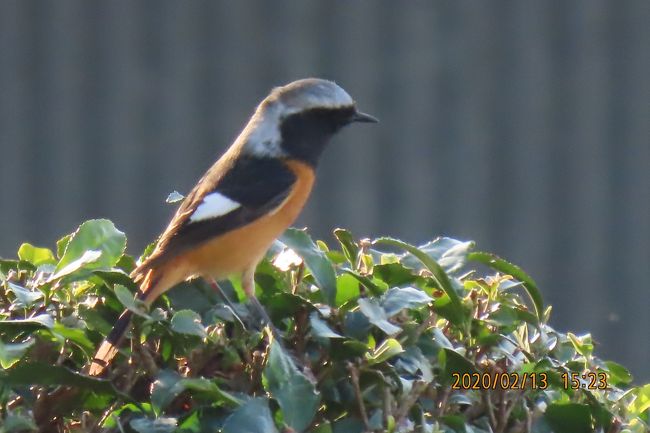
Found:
<box><xmin>0</xmin><ymin>314</ymin><xmax>54</xmax><ymax>331</ymax></box>
<box><xmin>170</xmin><ymin>310</ymin><xmax>206</xmax><ymax>338</ymax></box>
<box><xmin>431</xmin><ymin>328</ymin><xmax>453</xmax><ymax>349</ymax></box>
<box><xmin>5</xmin><ymin>282</ymin><xmax>43</xmax><ymax>307</ymax></box>
<box><xmin>93</xmin><ymin>269</ymin><xmax>138</xmax><ymax>290</ymax></box>
<box><xmin>309</xmin><ymin>312</ymin><xmax>343</xmax><ymax>338</ymax></box>
<box><xmin>372</xmin><ymin>262</ymin><xmax>419</xmax><ymax>286</ymax></box>
<box><xmin>343</xmin><ymin>312</ymin><xmax>372</xmax><ymax>341</ymax></box>
<box><xmin>0</xmin><ymin>413</ymin><xmax>38</xmax><ymax>433</ymax></box>
<box><xmin>50</xmin><ymin>250</ymin><xmax>102</xmax><ymax>281</ymax></box>
<box><xmin>331</xmin><ymin>418</ymin><xmax>365</xmax><ymax>433</ymax></box>
<box><xmin>335</xmin><ymin>272</ymin><xmax>361</xmax><ymax>306</ymax></box>
<box><xmin>151</xmin><ymin>370</ymin><xmax>239</xmax><ymax>416</ymax></box>
<box><xmin>311</xmin><ymin>421</ymin><xmax>333</xmax><ymax>433</ymax></box>
<box><xmin>130</xmin><ymin>417</ymin><xmax>178</xmax><ymax>433</ymax></box>
<box><xmin>0</xmin><ymin>339</ymin><xmax>34</xmax><ymax>368</ymax></box>
<box><xmin>381</xmin><ymin>286</ymin><xmax>431</xmax><ymax>316</ymax></box>
<box><xmin>114</xmin><ymin>284</ymin><xmax>150</xmax><ymax>318</ymax></box>
<box><xmin>440</xmin><ymin>348</ymin><xmax>477</xmax><ymax>384</ymax></box>
<box><xmin>51</xmin><ymin>323</ymin><xmax>94</xmax><ymax>351</ymax></box>
<box><xmin>440</xmin><ymin>415</ymin><xmax>467</xmax><ymax>432</ymax></box>
<box><xmin>357</xmin><ymin>298</ymin><xmax>401</xmax><ymax>335</ymax></box>
<box><xmin>264</xmin><ymin>343</ymin><xmax>320</xmax><ymax>432</ymax></box>
<box><xmin>628</xmin><ymin>384</ymin><xmax>650</xmax><ymax>416</ymax></box>
<box><xmin>487</xmin><ymin>305</ymin><xmax>519</xmax><ymax>327</ymax></box>
<box><xmin>150</xmin><ymin>370</ymin><xmax>187</xmax><ymax>415</ymax></box>
<box><xmin>374</xmin><ymin>238</ymin><xmax>467</xmax><ymax>325</ymax></box>
<box><xmin>544</xmin><ymin>403</ymin><xmax>593</xmax><ymax>433</ymax></box>
<box><xmin>54</xmin><ymin>219</ymin><xmax>127</xmax><ymax>278</ymax></box>
<box><xmin>468</xmin><ymin>251</ymin><xmax>543</xmax><ymax>322</ymax></box>
<box><xmin>56</xmin><ymin>234</ymin><xmax>72</xmax><ymax>259</ymax></box>
<box><xmin>341</xmin><ymin>269</ymin><xmax>384</xmax><ymax>297</ymax></box>
<box><xmin>402</xmin><ymin>237</ymin><xmax>473</xmax><ymax>274</ymax></box>
<box><xmin>222</xmin><ymin>397</ymin><xmax>279</xmax><ymax>433</ymax></box>
<box><xmin>366</xmin><ymin>338</ymin><xmax>403</xmax><ymax>364</ymax></box>
<box><xmin>281</xmin><ymin>228</ymin><xmax>337</xmax><ymax>305</ymax></box>
<box><xmin>0</xmin><ymin>362</ymin><xmax>118</xmax><ymax>395</ymax></box>
<box><xmin>17</xmin><ymin>243</ymin><xmax>56</xmax><ymax>266</ymax></box>
<box><xmin>604</xmin><ymin>361</ymin><xmax>632</xmax><ymax>386</ymax></box>
<box><xmin>396</xmin><ymin>346</ymin><xmax>433</xmax><ymax>382</ymax></box>
<box><xmin>333</xmin><ymin>228</ymin><xmax>359</xmax><ymax>266</ymax></box>
<box><xmin>567</xmin><ymin>333</ymin><xmax>593</xmax><ymax>357</ymax></box>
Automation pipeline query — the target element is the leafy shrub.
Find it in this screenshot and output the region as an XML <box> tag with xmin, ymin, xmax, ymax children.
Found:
<box><xmin>0</xmin><ymin>219</ymin><xmax>648</xmax><ymax>433</ymax></box>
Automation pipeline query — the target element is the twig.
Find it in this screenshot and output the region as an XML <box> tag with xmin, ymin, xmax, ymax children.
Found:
<box><xmin>436</xmin><ymin>386</ymin><xmax>451</xmax><ymax>417</ymax></box>
<box><xmin>90</xmin><ymin>401</ymin><xmax>120</xmax><ymax>433</ymax></box>
<box><xmin>138</xmin><ymin>344</ymin><xmax>159</xmax><ymax>377</ymax></box>
<box><xmin>484</xmin><ymin>390</ymin><xmax>497</xmax><ymax>429</ymax></box>
<box><xmin>347</xmin><ymin>362</ymin><xmax>370</xmax><ymax>430</ymax></box>
<box><xmin>414</xmin><ymin>310</ymin><xmax>437</xmax><ymax>340</ymax></box>
<box><xmin>55</xmin><ymin>341</ymin><xmax>68</xmax><ymax>366</ymax></box>
<box><xmin>503</xmin><ymin>390</ymin><xmax>523</xmax><ymax>422</ymax></box>
<box><xmin>383</xmin><ymin>385</ymin><xmax>392</xmax><ymax>427</ymax></box>
<box><xmin>394</xmin><ymin>381</ymin><xmax>428</xmax><ymax>425</ymax></box>
<box><xmin>292</xmin><ymin>263</ymin><xmax>305</xmax><ymax>294</ymax></box>
<box><xmin>606</xmin><ymin>417</ymin><xmax>623</xmax><ymax>433</ymax></box>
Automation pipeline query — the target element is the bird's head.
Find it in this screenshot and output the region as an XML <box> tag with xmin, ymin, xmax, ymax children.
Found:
<box><xmin>241</xmin><ymin>78</ymin><xmax>377</xmax><ymax>166</ymax></box>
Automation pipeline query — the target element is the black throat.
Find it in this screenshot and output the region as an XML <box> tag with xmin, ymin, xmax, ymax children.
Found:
<box><xmin>279</xmin><ymin>106</ymin><xmax>356</xmax><ymax>167</ymax></box>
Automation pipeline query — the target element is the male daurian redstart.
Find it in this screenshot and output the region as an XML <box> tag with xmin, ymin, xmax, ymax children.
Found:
<box><xmin>88</xmin><ymin>78</ymin><xmax>377</xmax><ymax>376</ymax></box>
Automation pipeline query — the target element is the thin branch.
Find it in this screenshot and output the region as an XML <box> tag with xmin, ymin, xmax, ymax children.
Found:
<box><xmin>484</xmin><ymin>390</ymin><xmax>497</xmax><ymax>429</ymax></box>
<box><xmin>347</xmin><ymin>362</ymin><xmax>370</xmax><ymax>430</ymax></box>
<box><xmin>394</xmin><ymin>381</ymin><xmax>428</xmax><ymax>425</ymax></box>
<box><xmin>436</xmin><ymin>386</ymin><xmax>452</xmax><ymax>417</ymax></box>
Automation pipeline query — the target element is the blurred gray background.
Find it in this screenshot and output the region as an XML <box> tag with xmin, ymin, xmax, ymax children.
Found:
<box><xmin>1</xmin><ymin>1</ymin><xmax>648</xmax><ymax>381</ymax></box>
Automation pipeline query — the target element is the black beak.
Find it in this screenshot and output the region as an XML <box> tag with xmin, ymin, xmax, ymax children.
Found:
<box><xmin>351</xmin><ymin>111</ymin><xmax>379</xmax><ymax>123</ymax></box>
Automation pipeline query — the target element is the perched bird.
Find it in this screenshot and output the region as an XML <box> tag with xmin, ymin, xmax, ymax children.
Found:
<box><xmin>88</xmin><ymin>78</ymin><xmax>377</xmax><ymax>376</ymax></box>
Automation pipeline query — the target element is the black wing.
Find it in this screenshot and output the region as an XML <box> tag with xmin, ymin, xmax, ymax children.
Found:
<box><xmin>137</xmin><ymin>156</ymin><xmax>296</xmax><ymax>272</ymax></box>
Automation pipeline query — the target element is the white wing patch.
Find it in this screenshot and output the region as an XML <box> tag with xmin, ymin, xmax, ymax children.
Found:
<box><xmin>189</xmin><ymin>192</ymin><xmax>241</xmax><ymax>222</ymax></box>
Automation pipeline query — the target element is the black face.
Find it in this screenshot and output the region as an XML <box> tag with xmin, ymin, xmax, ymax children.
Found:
<box><xmin>279</xmin><ymin>106</ymin><xmax>358</xmax><ymax>166</ymax></box>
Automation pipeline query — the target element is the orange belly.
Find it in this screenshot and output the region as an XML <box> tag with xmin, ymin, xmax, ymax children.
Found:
<box><xmin>176</xmin><ymin>159</ymin><xmax>314</xmax><ymax>279</ymax></box>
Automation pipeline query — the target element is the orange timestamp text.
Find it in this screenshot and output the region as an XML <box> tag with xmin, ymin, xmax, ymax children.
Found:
<box><xmin>560</xmin><ymin>372</ymin><xmax>609</xmax><ymax>390</ymax></box>
<box><xmin>451</xmin><ymin>372</ymin><xmax>549</xmax><ymax>390</ymax></box>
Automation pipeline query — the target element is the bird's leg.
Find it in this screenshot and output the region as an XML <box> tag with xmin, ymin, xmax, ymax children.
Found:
<box><xmin>242</xmin><ymin>269</ymin><xmax>283</xmax><ymax>344</ymax></box>
<box><xmin>207</xmin><ymin>277</ymin><xmax>246</xmax><ymax>329</ymax></box>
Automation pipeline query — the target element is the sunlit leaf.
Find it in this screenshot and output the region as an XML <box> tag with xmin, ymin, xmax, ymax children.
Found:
<box><xmin>374</xmin><ymin>238</ymin><xmax>467</xmax><ymax>325</ymax></box>
<box><xmin>628</xmin><ymin>384</ymin><xmax>650</xmax><ymax>416</ymax></box>
<box><xmin>468</xmin><ymin>251</ymin><xmax>543</xmax><ymax>322</ymax></box>
<box><xmin>54</xmin><ymin>219</ymin><xmax>126</xmax><ymax>279</ymax></box>
<box><xmin>0</xmin><ymin>314</ymin><xmax>54</xmax><ymax>331</ymax></box>
<box><xmin>17</xmin><ymin>243</ymin><xmax>56</xmax><ymax>266</ymax></box>
<box><xmin>281</xmin><ymin>228</ymin><xmax>337</xmax><ymax>305</ymax></box>
<box><xmin>366</xmin><ymin>338</ymin><xmax>403</xmax><ymax>364</ymax></box>
<box><xmin>333</xmin><ymin>228</ymin><xmax>359</xmax><ymax>267</ymax></box>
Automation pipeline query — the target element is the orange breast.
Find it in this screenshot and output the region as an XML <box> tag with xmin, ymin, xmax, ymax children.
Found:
<box><xmin>177</xmin><ymin>159</ymin><xmax>315</xmax><ymax>279</ymax></box>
